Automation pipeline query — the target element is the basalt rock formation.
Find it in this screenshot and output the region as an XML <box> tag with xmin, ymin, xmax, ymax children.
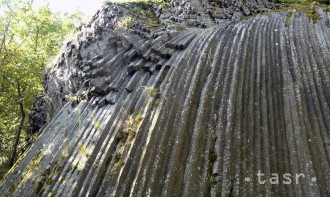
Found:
<box><xmin>2</xmin><ymin>0</ymin><xmax>330</xmax><ymax>196</ymax></box>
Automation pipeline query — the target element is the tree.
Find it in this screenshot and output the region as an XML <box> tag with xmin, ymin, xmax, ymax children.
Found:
<box><xmin>0</xmin><ymin>0</ymin><xmax>82</xmax><ymax>178</ymax></box>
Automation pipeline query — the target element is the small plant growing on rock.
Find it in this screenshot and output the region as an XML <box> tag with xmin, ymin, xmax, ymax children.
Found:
<box><xmin>114</xmin><ymin>153</ymin><xmax>121</xmax><ymax>163</ymax></box>
<box><xmin>143</xmin><ymin>86</ymin><xmax>160</xmax><ymax>98</ymax></box>
<box><xmin>93</xmin><ymin>118</ymin><xmax>101</xmax><ymax>130</ymax></box>
<box><xmin>151</xmin><ymin>100</ymin><xmax>160</xmax><ymax>109</ymax></box>
<box><xmin>118</xmin><ymin>16</ymin><xmax>135</xmax><ymax>28</ymax></box>
<box><xmin>110</xmin><ymin>159</ymin><xmax>125</xmax><ymax>177</ymax></box>
<box><xmin>115</xmin><ymin>114</ymin><xmax>144</xmax><ymax>141</ymax></box>
<box><xmin>65</xmin><ymin>95</ymin><xmax>79</xmax><ymax>102</ymax></box>
<box><xmin>124</xmin><ymin>114</ymin><xmax>143</xmax><ymax>138</ymax></box>
<box><xmin>78</xmin><ymin>144</ymin><xmax>89</xmax><ymax>156</ymax></box>
<box><xmin>110</xmin><ymin>152</ymin><xmax>125</xmax><ymax>177</ymax></box>
<box><xmin>209</xmin><ymin>174</ymin><xmax>218</xmax><ymax>187</ymax></box>
<box><xmin>210</xmin><ymin>129</ymin><xmax>216</xmax><ymax>141</ymax></box>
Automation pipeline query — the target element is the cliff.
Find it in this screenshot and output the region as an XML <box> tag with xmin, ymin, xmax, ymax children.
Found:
<box><xmin>1</xmin><ymin>0</ymin><xmax>330</xmax><ymax>196</ymax></box>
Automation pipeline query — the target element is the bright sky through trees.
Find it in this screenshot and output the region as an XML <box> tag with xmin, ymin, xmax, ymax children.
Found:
<box><xmin>33</xmin><ymin>0</ymin><xmax>104</xmax><ymax>16</ymax></box>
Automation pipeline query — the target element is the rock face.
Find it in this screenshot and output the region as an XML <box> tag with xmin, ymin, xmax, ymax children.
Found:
<box><xmin>29</xmin><ymin>0</ymin><xmax>281</xmax><ymax>133</ymax></box>
<box><xmin>2</xmin><ymin>0</ymin><xmax>330</xmax><ymax>196</ymax></box>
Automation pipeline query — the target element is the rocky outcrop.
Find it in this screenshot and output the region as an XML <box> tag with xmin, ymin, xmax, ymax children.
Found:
<box><xmin>3</xmin><ymin>0</ymin><xmax>330</xmax><ymax>196</ymax></box>
<box><xmin>29</xmin><ymin>0</ymin><xmax>282</xmax><ymax>132</ymax></box>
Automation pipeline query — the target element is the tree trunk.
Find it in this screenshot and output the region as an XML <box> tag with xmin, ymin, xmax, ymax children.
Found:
<box><xmin>9</xmin><ymin>81</ymin><xmax>25</xmax><ymax>167</ymax></box>
<box><xmin>0</xmin><ymin>10</ymin><xmax>12</xmax><ymax>55</ymax></box>
<box><xmin>35</xmin><ymin>27</ymin><xmax>39</xmax><ymax>52</ymax></box>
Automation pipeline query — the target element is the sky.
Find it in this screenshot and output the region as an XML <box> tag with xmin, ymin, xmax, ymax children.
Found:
<box><xmin>33</xmin><ymin>0</ymin><xmax>105</xmax><ymax>16</ymax></box>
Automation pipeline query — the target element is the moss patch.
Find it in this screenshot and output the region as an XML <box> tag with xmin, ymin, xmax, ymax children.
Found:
<box><xmin>241</xmin><ymin>1</ymin><xmax>326</xmax><ymax>23</ymax></box>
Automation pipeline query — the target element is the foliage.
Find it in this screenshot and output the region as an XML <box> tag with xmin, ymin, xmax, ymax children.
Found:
<box><xmin>0</xmin><ymin>0</ymin><xmax>82</xmax><ymax>179</ymax></box>
<box><xmin>117</xmin><ymin>16</ymin><xmax>135</xmax><ymax>28</ymax></box>
<box><xmin>115</xmin><ymin>113</ymin><xmax>144</xmax><ymax>141</ymax></box>
<box><xmin>279</xmin><ymin>0</ymin><xmax>330</xmax><ymax>4</ymax></box>
<box><xmin>283</xmin><ymin>2</ymin><xmax>324</xmax><ymax>23</ymax></box>
<box><xmin>241</xmin><ymin>0</ymin><xmax>329</xmax><ymax>22</ymax></box>
<box><xmin>143</xmin><ymin>86</ymin><xmax>160</xmax><ymax>98</ymax></box>
<box><xmin>278</xmin><ymin>0</ymin><xmax>306</xmax><ymax>3</ymax></box>
<box><xmin>108</xmin><ymin>0</ymin><xmax>168</xmax><ymax>30</ymax></box>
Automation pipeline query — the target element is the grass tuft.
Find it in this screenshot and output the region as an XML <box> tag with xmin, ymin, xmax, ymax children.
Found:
<box><xmin>143</xmin><ymin>86</ymin><xmax>160</xmax><ymax>98</ymax></box>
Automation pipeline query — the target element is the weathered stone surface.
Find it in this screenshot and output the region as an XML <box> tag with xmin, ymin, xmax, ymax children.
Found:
<box><xmin>3</xmin><ymin>1</ymin><xmax>330</xmax><ymax>197</ymax></box>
